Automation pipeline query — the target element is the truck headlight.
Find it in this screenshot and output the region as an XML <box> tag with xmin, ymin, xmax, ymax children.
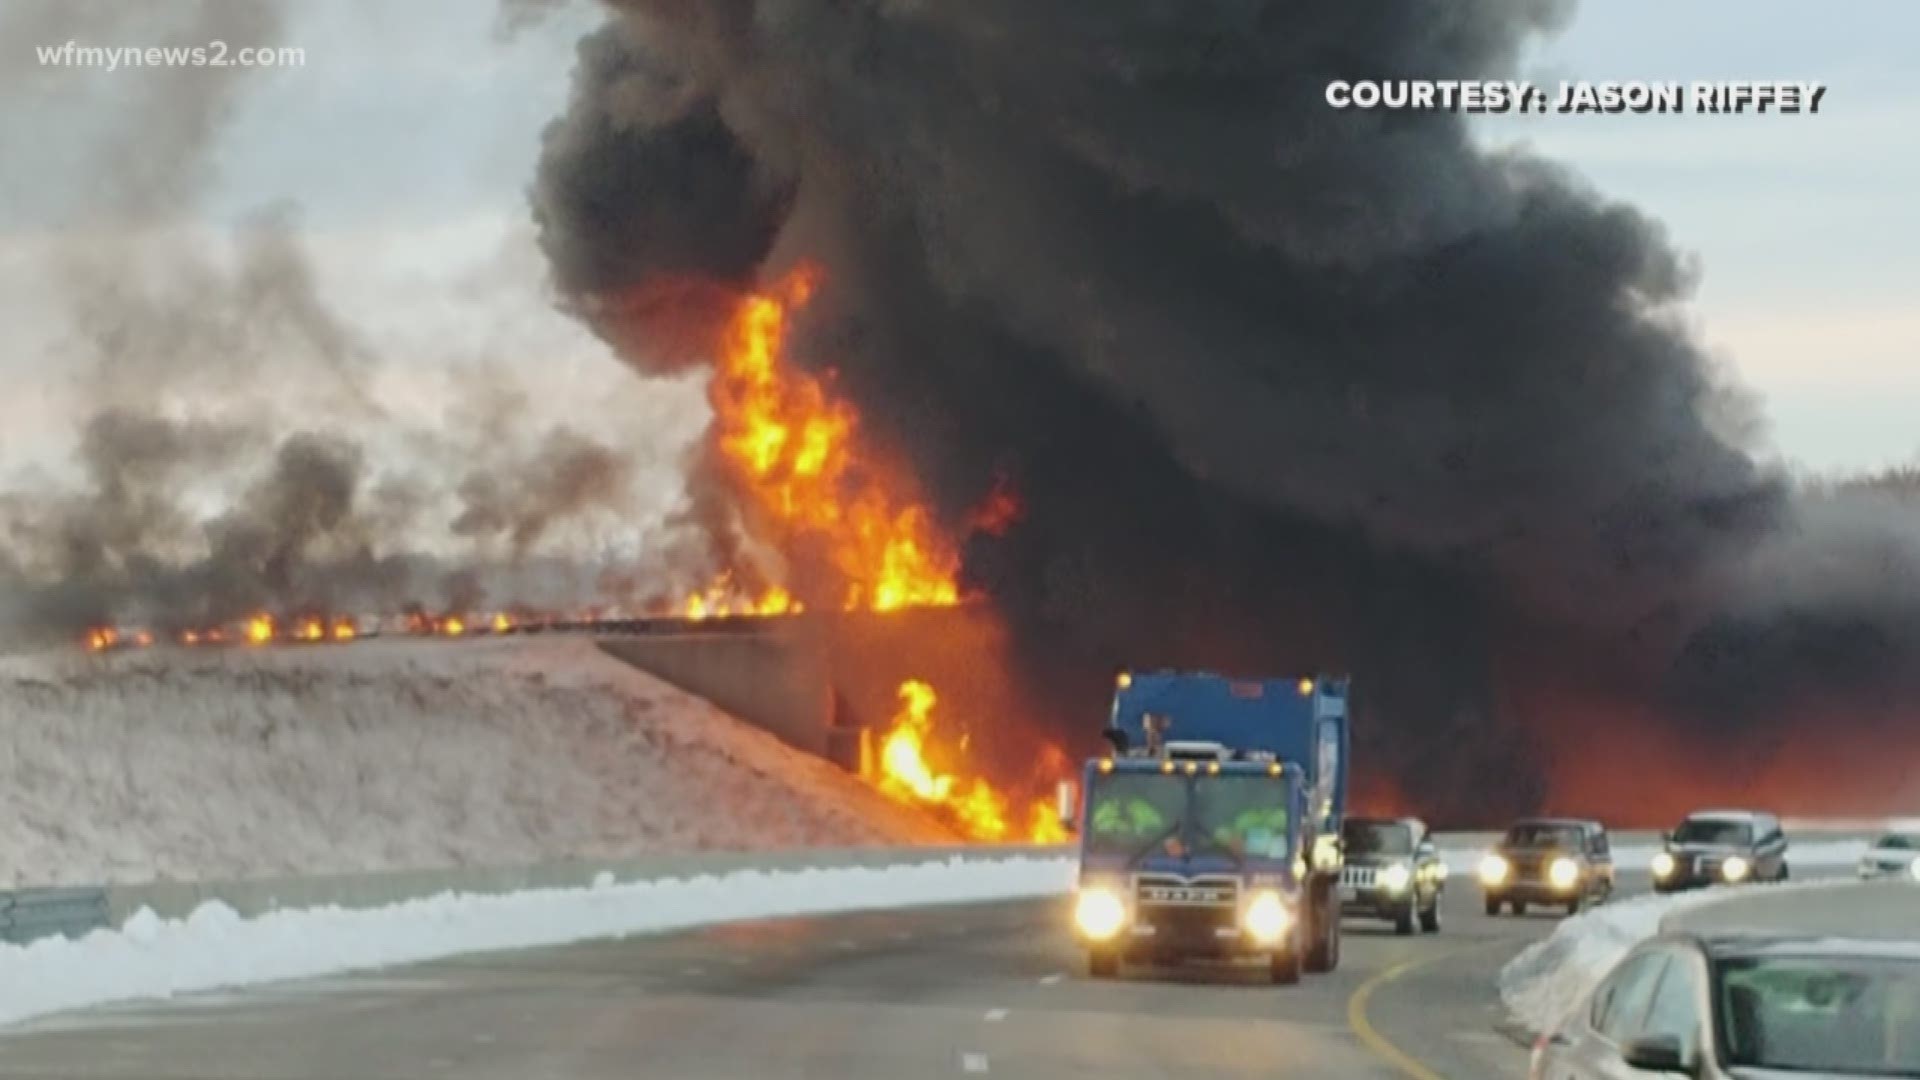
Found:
<box><xmin>1243</xmin><ymin>890</ymin><xmax>1293</xmax><ymax>944</ymax></box>
<box><xmin>1548</xmin><ymin>857</ymin><xmax>1580</xmax><ymax>890</ymax></box>
<box><xmin>1651</xmin><ymin>851</ymin><xmax>1676</xmax><ymax>879</ymax></box>
<box><xmin>1312</xmin><ymin>835</ymin><xmax>1341</xmax><ymax>871</ymax></box>
<box><xmin>1479</xmin><ymin>854</ymin><xmax>1510</xmax><ymax>886</ymax></box>
<box><xmin>1074</xmin><ymin>887</ymin><xmax>1126</xmax><ymax>941</ymax></box>
<box><xmin>1380</xmin><ymin>862</ymin><xmax>1411</xmax><ymax>893</ymax></box>
<box><xmin>1721</xmin><ymin>856</ymin><xmax>1750</xmax><ymax>883</ymax></box>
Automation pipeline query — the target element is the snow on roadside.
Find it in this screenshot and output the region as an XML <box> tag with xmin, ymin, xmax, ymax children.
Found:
<box><xmin>0</xmin><ymin>636</ymin><xmax>950</xmax><ymax>887</ymax></box>
<box><xmin>1498</xmin><ymin>890</ymin><xmax>1724</xmax><ymax>1035</ymax></box>
<box><xmin>0</xmin><ymin>854</ymin><xmax>1074</xmax><ymax>1028</ymax></box>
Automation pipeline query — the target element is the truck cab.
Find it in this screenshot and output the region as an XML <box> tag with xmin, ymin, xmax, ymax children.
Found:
<box><xmin>1067</xmin><ymin>672</ymin><xmax>1348</xmax><ymax>984</ymax></box>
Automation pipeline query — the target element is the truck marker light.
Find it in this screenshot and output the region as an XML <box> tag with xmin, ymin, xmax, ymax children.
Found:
<box><xmin>1184</xmin><ymin>761</ymin><xmax>1198</xmax><ymax>776</ymax></box>
<box><xmin>1098</xmin><ymin>759</ymin><xmax>1114</xmax><ymax>774</ymax></box>
<box><xmin>1650</xmin><ymin>851</ymin><xmax>1676</xmax><ymax>879</ymax></box>
<box><xmin>1073</xmin><ymin>888</ymin><xmax>1126</xmax><ymax>940</ymax></box>
<box><xmin>1297</xmin><ymin>678</ymin><xmax>1314</xmax><ymax>695</ymax></box>
<box><xmin>1206</xmin><ymin>762</ymin><xmax>1221</xmax><ymax>775</ymax></box>
<box><xmin>1268</xmin><ymin>763</ymin><xmax>1281</xmax><ymax>777</ymax></box>
<box><xmin>1160</xmin><ymin>760</ymin><xmax>1174</xmax><ymax>774</ymax></box>
<box><xmin>1116</xmin><ymin>672</ymin><xmax>1132</xmax><ymax>689</ymax></box>
<box><xmin>1548</xmin><ymin>857</ymin><xmax>1580</xmax><ymax>890</ymax></box>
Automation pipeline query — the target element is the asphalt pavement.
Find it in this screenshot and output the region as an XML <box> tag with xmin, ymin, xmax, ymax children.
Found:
<box><xmin>0</xmin><ymin>872</ymin><xmax>1658</xmax><ymax>1080</ymax></box>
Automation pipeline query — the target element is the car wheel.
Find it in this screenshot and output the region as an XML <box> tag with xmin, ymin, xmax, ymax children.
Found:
<box><xmin>1484</xmin><ymin>895</ymin><xmax>1502</xmax><ymax>917</ymax></box>
<box><xmin>1394</xmin><ymin>901</ymin><xmax>1417</xmax><ymax>936</ymax></box>
<box><xmin>1565</xmin><ymin>895</ymin><xmax>1583</xmax><ymax>917</ymax></box>
<box><xmin>1420</xmin><ymin>896</ymin><xmax>1441</xmax><ymax>933</ymax></box>
<box><xmin>1778</xmin><ymin>862</ymin><xmax>1790</xmax><ymax>882</ymax></box>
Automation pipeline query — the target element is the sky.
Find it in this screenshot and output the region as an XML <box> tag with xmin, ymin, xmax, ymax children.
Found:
<box><xmin>0</xmin><ymin>0</ymin><xmax>1912</xmax><ymax>476</ymax></box>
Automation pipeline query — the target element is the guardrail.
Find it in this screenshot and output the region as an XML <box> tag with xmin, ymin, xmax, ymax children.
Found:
<box><xmin>0</xmin><ymin>887</ymin><xmax>111</xmax><ymax>945</ymax></box>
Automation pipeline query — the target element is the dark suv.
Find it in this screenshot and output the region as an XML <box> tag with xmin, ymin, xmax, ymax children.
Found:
<box><xmin>1337</xmin><ymin>816</ymin><xmax>1447</xmax><ymax>935</ymax></box>
<box><xmin>1651</xmin><ymin>810</ymin><xmax>1789</xmax><ymax>892</ymax></box>
<box><xmin>1479</xmin><ymin>817</ymin><xmax>1614</xmax><ymax>916</ymax></box>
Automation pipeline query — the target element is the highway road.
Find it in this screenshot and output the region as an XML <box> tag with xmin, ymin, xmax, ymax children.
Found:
<box><xmin>0</xmin><ymin>871</ymin><xmax>1668</xmax><ymax>1080</ymax></box>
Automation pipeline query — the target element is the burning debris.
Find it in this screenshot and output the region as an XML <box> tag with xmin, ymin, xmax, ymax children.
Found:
<box><xmin>863</xmin><ymin>679</ymin><xmax>1066</xmax><ymax>844</ymax></box>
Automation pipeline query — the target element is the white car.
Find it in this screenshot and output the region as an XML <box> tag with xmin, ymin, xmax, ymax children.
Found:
<box><xmin>1858</xmin><ymin>828</ymin><xmax>1920</xmax><ymax>881</ymax></box>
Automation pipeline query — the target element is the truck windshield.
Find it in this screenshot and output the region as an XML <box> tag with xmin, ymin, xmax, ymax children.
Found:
<box><xmin>1193</xmin><ymin>777</ymin><xmax>1292</xmax><ymax>861</ymax></box>
<box><xmin>1083</xmin><ymin>773</ymin><xmax>1188</xmax><ymax>858</ymax></box>
<box><xmin>1343</xmin><ymin>820</ymin><xmax>1413</xmax><ymax>856</ymax></box>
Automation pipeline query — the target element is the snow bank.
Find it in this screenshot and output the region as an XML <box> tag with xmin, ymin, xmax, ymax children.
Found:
<box><xmin>1498</xmin><ymin>891</ymin><xmax>1723</xmax><ymax>1034</ymax></box>
<box><xmin>0</xmin><ymin>854</ymin><xmax>1073</xmax><ymax>1027</ymax></box>
<box><xmin>0</xmin><ymin>637</ymin><xmax>949</xmax><ymax>887</ymax></box>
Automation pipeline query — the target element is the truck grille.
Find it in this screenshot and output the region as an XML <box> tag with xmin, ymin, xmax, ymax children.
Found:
<box><xmin>1341</xmin><ymin>865</ymin><xmax>1377</xmax><ymax>889</ymax></box>
<box><xmin>1134</xmin><ymin>875</ymin><xmax>1238</xmax><ymax>908</ymax></box>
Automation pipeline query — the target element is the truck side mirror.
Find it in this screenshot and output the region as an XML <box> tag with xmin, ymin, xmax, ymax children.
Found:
<box><xmin>1055</xmin><ymin>779</ymin><xmax>1080</xmax><ymax>836</ymax></box>
<box><xmin>1416</xmin><ymin>841</ymin><xmax>1437</xmax><ymax>862</ymax></box>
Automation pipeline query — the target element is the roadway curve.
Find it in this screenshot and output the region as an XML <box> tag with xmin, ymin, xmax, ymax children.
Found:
<box><xmin>1</xmin><ymin>872</ymin><xmax>1679</xmax><ymax>1079</ymax></box>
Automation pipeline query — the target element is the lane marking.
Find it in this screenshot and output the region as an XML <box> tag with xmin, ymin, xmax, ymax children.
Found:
<box><xmin>961</xmin><ymin>1052</ymin><xmax>990</xmax><ymax>1073</ymax></box>
<box><xmin>836</xmin><ymin>939</ymin><xmax>859</xmax><ymax>951</ymax></box>
<box><xmin>984</xmin><ymin>1008</ymin><xmax>1009</xmax><ymax>1022</ymax></box>
<box><xmin>680</xmin><ymin>966</ymin><xmax>705</xmax><ymax>977</ymax></box>
<box><xmin>1346</xmin><ymin>940</ymin><xmax>1514</xmax><ymax>1080</ymax></box>
<box><xmin>1038</xmin><ymin>973</ymin><xmax>1064</xmax><ymax>986</ymax></box>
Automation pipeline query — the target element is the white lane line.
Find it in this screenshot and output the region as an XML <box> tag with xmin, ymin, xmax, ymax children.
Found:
<box><xmin>891</xmin><ymin>931</ymin><xmax>913</xmax><ymax>941</ymax></box>
<box><xmin>961</xmin><ymin>1052</ymin><xmax>991</xmax><ymax>1073</ymax></box>
<box><xmin>984</xmin><ymin>1008</ymin><xmax>1009</xmax><ymax>1022</ymax></box>
<box><xmin>681</xmin><ymin>966</ymin><xmax>705</xmax><ymax>977</ymax></box>
<box><xmin>836</xmin><ymin>939</ymin><xmax>859</xmax><ymax>951</ymax></box>
<box><xmin>728</xmin><ymin>957</ymin><xmax>750</xmax><ymax>967</ymax></box>
<box><xmin>1038</xmin><ymin>973</ymin><xmax>1064</xmax><ymax>986</ymax></box>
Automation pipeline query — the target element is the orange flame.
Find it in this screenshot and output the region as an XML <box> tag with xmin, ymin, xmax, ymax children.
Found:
<box><xmin>84</xmin><ymin>627</ymin><xmax>118</xmax><ymax>652</ymax></box>
<box><xmin>491</xmin><ymin>613</ymin><xmax>512</xmax><ymax>634</ymax></box>
<box><xmin>442</xmin><ymin>616</ymin><xmax>466</xmax><ymax>637</ymax></box>
<box><xmin>330</xmin><ymin>619</ymin><xmax>357</xmax><ymax>642</ymax></box>
<box><xmin>244</xmin><ymin>615</ymin><xmax>274</xmax><ymax>646</ymax></box>
<box><xmin>691</xmin><ymin>269</ymin><xmax>965</xmax><ymax>615</ymax></box>
<box><xmin>292</xmin><ymin>618</ymin><xmax>326</xmax><ymax>643</ymax></box>
<box><xmin>863</xmin><ymin>679</ymin><xmax>1059</xmax><ymax>843</ymax></box>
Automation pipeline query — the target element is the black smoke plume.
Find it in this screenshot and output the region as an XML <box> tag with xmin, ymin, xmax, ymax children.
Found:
<box><xmin>536</xmin><ymin>1</ymin><xmax>1920</xmax><ymax>823</ymax></box>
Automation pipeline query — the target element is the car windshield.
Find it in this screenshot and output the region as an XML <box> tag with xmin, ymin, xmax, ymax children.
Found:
<box><xmin>1192</xmin><ymin>776</ymin><xmax>1292</xmax><ymax>860</ymax></box>
<box><xmin>1082</xmin><ymin>773</ymin><xmax>1189</xmax><ymax>858</ymax></box>
<box><xmin>1673</xmin><ymin>818</ymin><xmax>1753</xmax><ymax>845</ymax></box>
<box><xmin>1343</xmin><ymin>820</ymin><xmax>1413</xmax><ymax>856</ymax></box>
<box><xmin>1504</xmin><ymin>822</ymin><xmax>1583</xmax><ymax>849</ymax></box>
<box><xmin>1877</xmin><ymin>833</ymin><xmax>1920</xmax><ymax>852</ymax></box>
<box><xmin>1717</xmin><ymin>954</ymin><xmax>1920</xmax><ymax>1075</ymax></box>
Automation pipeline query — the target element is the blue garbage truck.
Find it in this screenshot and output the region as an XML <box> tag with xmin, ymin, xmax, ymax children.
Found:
<box><xmin>1066</xmin><ymin>671</ymin><xmax>1349</xmax><ymax>983</ymax></box>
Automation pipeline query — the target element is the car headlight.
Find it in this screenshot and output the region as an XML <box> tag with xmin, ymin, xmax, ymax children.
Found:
<box><xmin>1379</xmin><ymin>861</ymin><xmax>1412</xmax><ymax>893</ymax></box>
<box><xmin>1721</xmin><ymin>855</ymin><xmax>1750</xmax><ymax>883</ymax></box>
<box><xmin>1908</xmin><ymin>857</ymin><xmax>1920</xmax><ymax>882</ymax></box>
<box><xmin>1548</xmin><ymin>857</ymin><xmax>1580</xmax><ymax>890</ymax></box>
<box><xmin>1243</xmin><ymin>890</ymin><xmax>1293</xmax><ymax>944</ymax></box>
<box><xmin>1479</xmin><ymin>854</ymin><xmax>1510</xmax><ymax>886</ymax></box>
<box><xmin>1651</xmin><ymin>851</ymin><xmax>1676</xmax><ymax>879</ymax></box>
<box><xmin>1073</xmin><ymin>887</ymin><xmax>1126</xmax><ymax>940</ymax></box>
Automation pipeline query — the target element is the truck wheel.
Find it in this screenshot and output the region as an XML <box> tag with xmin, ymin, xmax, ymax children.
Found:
<box><xmin>1420</xmin><ymin>895</ymin><xmax>1441</xmax><ymax>933</ymax></box>
<box><xmin>1512</xmin><ymin>900</ymin><xmax>1529</xmax><ymax>916</ymax></box>
<box><xmin>1270</xmin><ymin>949</ymin><xmax>1301</xmax><ymax>985</ymax></box>
<box><xmin>1564</xmin><ymin>896</ymin><xmax>1583</xmax><ymax>917</ymax></box>
<box><xmin>1778</xmin><ymin>862</ymin><xmax>1790</xmax><ymax>882</ymax></box>
<box><xmin>1484</xmin><ymin>895</ymin><xmax>1502</xmax><ymax>917</ymax></box>
<box><xmin>1087</xmin><ymin>951</ymin><xmax>1119</xmax><ymax>979</ymax></box>
<box><xmin>1394</xmin><ymin>901</ymin><xmax>1416</xmax><ymax>936</ymax></box>
<box><xmin>1305</xmin><ymin>876</ymin><xmax>1341</xmax><ymax>973</ymax></box>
